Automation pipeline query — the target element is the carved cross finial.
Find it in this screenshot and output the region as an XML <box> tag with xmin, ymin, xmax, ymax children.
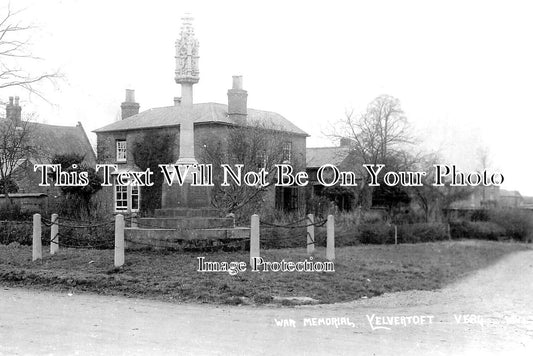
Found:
<box><xmin>175</xmin><ymin>14</ymin><xmax>200</xmax><ymax>84</ymax></box>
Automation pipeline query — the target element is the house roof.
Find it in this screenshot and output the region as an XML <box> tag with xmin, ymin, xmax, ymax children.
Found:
<box><xmin>306</xmin><ymin>147</ymin><xmax>351</xmax><ymax>168</ymax></box>
<box><xmin>93</xmin><ymin>102</ymin><xmax>308</xmax><ymax>136</ymax></box>
<box><xmin>522</xmin><ymin>196</ymin><xmax>533</xmax><ymax>204</ymax></box>
<box><xmin>499</xmin><ymin>189</ymin><xmax>523</xmax><ymax>198</ymax></box>
<box><xmin>0</xmin><ymin>119</ymin><xmax>96</xmax><ymax>166</ymax></box>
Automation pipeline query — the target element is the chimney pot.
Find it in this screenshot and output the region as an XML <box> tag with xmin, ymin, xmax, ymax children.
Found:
<box><xmin>232</xmin><ymin>75</ymin><xmax>243</xmax><ymax>90</ymax></box>
<box><xmin>125</xmin><ymin>89</ymin><xmax>135</xmax><ymax>103</ymax></box>
<box><xmin>6</xmin><ymin>95</ymin><xmax>21</xmax><ymax>126</ymax></box>
<box><xmin>340</xmin><ymin>138</ymin><xmax>355</xmax><ymax>147</ymax></box>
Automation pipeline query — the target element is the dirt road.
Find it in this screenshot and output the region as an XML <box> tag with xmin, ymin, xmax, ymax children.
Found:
<box><xmin>1</xmin><ymin>249</ymin><xmax>533</xmax><ymax>355</ymax></box>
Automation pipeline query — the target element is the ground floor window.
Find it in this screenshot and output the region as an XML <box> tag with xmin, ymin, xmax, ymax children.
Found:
<box><xmin>114</xmin><ymin>184</ymin><xmax>140</xmax><ymax>212</ymax></box>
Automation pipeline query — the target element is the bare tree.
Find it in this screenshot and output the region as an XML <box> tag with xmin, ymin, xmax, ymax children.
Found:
<box><xmin>0</xmin><ymin>118</ymin><xmax>35</xmax><ymax>198</ymax></box>
<box><xmin>476</xmin><ymin>146</ymin><xmax>491</xmax><ymax>172</ymax></box>
<box><xmin>199</xmin><ymin>120</ymin><xmax>297</xmax><ymax>215</ymax></box>
<box><xmin>0</xmin><ymin>5</ymin><xmax>60</xmax><ymax>98</ymax></box>
<box><xmin>335</xmin><ymin>95</ymin><xmax>413</xmax><ymax>165</ymax></box>
<box><xmin>409</xmin><ymin>153</ymin><xmax>474</xmax><ymax>222</ymax></box>
<box><xmin>475</xmin><ymin>145</ymin><xmax>497</xmax><ymax>206</ymax></box>
<box><xmin>332</xmin><ymin>95</ymin><xmax>415</xmax><ymax>208</ymax></box>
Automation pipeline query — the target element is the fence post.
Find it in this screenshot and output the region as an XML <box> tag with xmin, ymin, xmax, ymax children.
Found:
<box><xmin>307</xmin><ymin>214</ymin><xmax>315</xmax><ymax>255</ymax></box>
<box><xmin>115</xmin><ymin>214</ymin><xmax>125</xmax><ymax>267</ymax></box>
<box><xmin>50</xmin><ymin>213</ymin><xmax>59</xmax><ymax>255</ymax></box>
<box><xmin>326</xmin><ymin>214</ymin><xmax>335</xmax><ymax>261</ymax></box>
<box><xmin>32</xmin><ymin>213</ymin><xmax>42</xmax><ymax>261</ymax></box>
<box><xmin>394</xmin><ymin>225</ymin><xmax>398</xmax><ymax>245</ymax></box>
<box><xmin>250</xmin><ymin>214</ymin><xmax>260</xmax><ymax>266</ymax></box>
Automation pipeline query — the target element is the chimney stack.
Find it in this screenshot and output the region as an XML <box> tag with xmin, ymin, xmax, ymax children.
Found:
<box><xmin>174</xmin><ymin>96</ymin><xmax>182</xmax><ymax>106</ymax></box>
<box><xmin>6</xmin><ymin>96</ymin><xmax>22</xmax><ymax>126</ymax></box>
<box><xmin>227</xmin><ymin>75</ymin><xmax>247</xmax><ymax>125</ymax></box>
<box><xmin>121</xmin><ymin>89</ymin><xmax>140</xmax><ymax>119</ymax></box>
<box><xmin>339</xmin><ymin>137</ymin><xmax>355</xmax><ymax>148</ymax></box>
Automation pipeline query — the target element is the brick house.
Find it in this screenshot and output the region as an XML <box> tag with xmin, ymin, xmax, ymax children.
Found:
<box><xmin>94</xmin><ymin>82</ymin><xmax>307</xmax><ymax>215</ymax></box>
<box><xmin>1</xmin><ymin>96</ymin><xmax>96</xmax><ymax>212</ymax></box>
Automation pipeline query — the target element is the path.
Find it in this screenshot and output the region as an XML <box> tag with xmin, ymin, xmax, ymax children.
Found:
<box><xmin>1</xmin><ymin>250</ymin><xmax>533</xmax><ymax>355</ymax></box>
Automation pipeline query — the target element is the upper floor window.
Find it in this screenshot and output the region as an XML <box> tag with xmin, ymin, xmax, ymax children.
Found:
<box><xmin>282</xmin><ymin>142</ymin><xmax>292</xmax><ymax>162</ymax></box>
<box><xmin>116</xmin><ymin>140</ymin><xmax>127</xmax><ymax>162</ymax></box>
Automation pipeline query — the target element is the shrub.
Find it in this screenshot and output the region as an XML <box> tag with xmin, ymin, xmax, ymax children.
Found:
<box><xmin>398</xmin><ymin>223</ymin><xmax>448</xmax><ymax>243</ymax></box>
<box><xmin>306</xmin><ymin>194</ymin><xmax>336</xmax><ymax>219</ymax></box>
<box><xmin>488</xmin><ymin>209</ymin><xmax>532</xmax><ymax>242</ymax></box>
<box><xmin>55</xmin><ymin>224</ymin><xmax>115</xmax><ymax>249</ymax></box>
<box><xmin>471</xmin><ymin>209</ymin><xmax>490</xmax><ymax>222</ymax></box>
<box><xmin>0</xmin><ymin>202</ymin><xmax>30</xmax><ymax>221</ymax></box>
<box><xmin>52</xmin><ymin>195</ymin><xmax>110</xmax><ymax>221</ymax></box>
<box><xmin>0</xmin><ymin>221</ymin><xmax>40</xmax><ymax>245</ymax></box>
<box><xmin>332</xmin><ymin>228</ymin><xmax>358</xmax><ymax>247</ymax></box>
<box><xmin>450</xmin><ymin>221</ymin><xmax>506</xmax><ymax>241</ymax></box>
<box><xmin>335</xmin><ymin>211</ymin><xmax>361</xmax><ymax>227</ymax></box>
<box><xmin>0</xmin><ymin>218</ymin><xmax>114</xmax><ymax>249</ymax></box>
<box><xmin>361</xmin><ymin>209</ymin><xmax>387</xmax><ymax>224</ymax></box>
<box><xmin>260</xmin><ymin>226</ymin><xmax>308</xmax><ymax>249</ymax></box>
<box><xmin>0</xmin><ymin>177</ymin><xmax>18</xmax><ymax>194</ymax></box>
<box><xmin>358</xmin><ymin>224</ymin><xmax>394</xmax><ymax>244</ymax></box>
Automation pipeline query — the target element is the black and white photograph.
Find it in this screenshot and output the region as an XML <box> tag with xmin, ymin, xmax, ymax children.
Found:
<box><xmin>1</xmin><ymin>0</ymin><xmax>532</xmax><ymax>355</ymax></box>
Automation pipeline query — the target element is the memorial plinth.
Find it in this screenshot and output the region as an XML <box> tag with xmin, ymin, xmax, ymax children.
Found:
<box><xmin>161</xmin><ymin>181</ymin><xmax>211</xmax><ymax>209</ymax></box>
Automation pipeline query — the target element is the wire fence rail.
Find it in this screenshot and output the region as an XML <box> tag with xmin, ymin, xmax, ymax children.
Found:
<box><xmin>16</xmin><ymin>212</ymin><xmax>337</xmax><ymax>268</ymax></box>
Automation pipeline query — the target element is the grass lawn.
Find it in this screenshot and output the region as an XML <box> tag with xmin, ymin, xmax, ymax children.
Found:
<box><xmin>0</xmin><ymin>240</ymin><xmax>529</xmax><ymax>305</ymax></box>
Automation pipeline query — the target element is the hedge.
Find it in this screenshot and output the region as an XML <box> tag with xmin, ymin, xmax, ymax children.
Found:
<box><xmin>357</xmin><ymin>224</ymin><xmax>394</xmax><ymax>244</ymax></box>
<box><xmin>398</xmin><ymin>223</ymin><xmax>449</xmax><ymax>243</ymax></box>
<box><xmin>450</xmin><ymin>221</ymin><xmax>506</xmax><ymax>241</ymax></box>
<box><xmin>0</xmin><ymin>220</ymin><xmax>114</xmax><ymax>249</ymax></box>
<box><xmin>487</xmin><ymin>209</ymin><xmax>532</xmax><ymax>241</ymax></box>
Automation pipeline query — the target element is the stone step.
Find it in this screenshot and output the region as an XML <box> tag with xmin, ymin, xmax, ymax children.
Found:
<box><xmin>136</xmin><ymin>217</ymin><xmax>234</xmax><ymax>229</ymax></box>
<box><xmin>125</xmin><ymin>227</ymin><xmax>250</xmax><ymax>250</ymax></box>
<box><xmin>155</xmin><ymin>207</ymin><xmax>220</xmax><ymax>218</ymax></box>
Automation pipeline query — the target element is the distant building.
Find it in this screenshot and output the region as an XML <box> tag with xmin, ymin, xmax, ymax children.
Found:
<box><xmin>498</xmin><ymin>189</ymin><xmax>523</xmax><ymax>208</ymax></box>
<box><xmin>448</xmin><ymin>185</ymin><xmax>500</xmax><ymax>210</ymax></box>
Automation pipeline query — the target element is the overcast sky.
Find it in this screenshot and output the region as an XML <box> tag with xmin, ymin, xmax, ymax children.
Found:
<box><xmin>4</xmin><ymin>0</ymin><xmax>533</xmax><ymax>195</ymax></box>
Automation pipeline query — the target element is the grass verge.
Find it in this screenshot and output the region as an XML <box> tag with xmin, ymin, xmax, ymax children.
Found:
<box><xmin>0</xmin><ymin>240</ymin><xmax>528</xmax><ymax>305</ymax></box>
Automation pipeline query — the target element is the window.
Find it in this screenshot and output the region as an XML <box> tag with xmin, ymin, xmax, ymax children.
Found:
<box><xmin>115</xmin><ymin>185</ymin><xmax>128</xmax><ymax>212</ymax></box>
<box><xmin>131</xmin><ymin>185</ymin><xmax>140</xmax><ymax>211</ymax></box>
<box><xmin>116</xmin><ymin>140</ymin><xmax>127</xmax><ymax>162</ymax></box>
<box><xmin>282</xmin><ymin>142</ymin><xmax>292</xmax><ymax>162</ymax></box>
<box><xmin>114</xmin><ymin>183</ymin><xmax>140</xmax><ymax>212</ymax></box>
